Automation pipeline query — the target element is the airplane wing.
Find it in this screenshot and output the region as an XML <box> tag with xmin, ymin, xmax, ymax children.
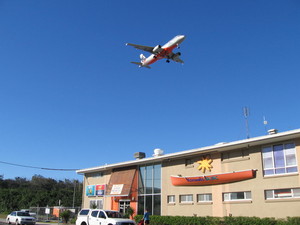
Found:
<box><xmin>173</xmin><ymin>57</ymin><xmax>184</xmax><ymax>64</ymax></box>
<box><xmin>169</xmin><ymin>52</ymin><xmax>184</xmax><ymax>64</ymax></box>
<box><xmin>126</xmin><ymin>43</ymin><xmax>154</xmax><ymax>54</ymax></box>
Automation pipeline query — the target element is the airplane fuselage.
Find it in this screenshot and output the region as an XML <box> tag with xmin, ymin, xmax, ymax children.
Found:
<box><xmin>141</xmin><ymin>35</ymin><xmax>185</xmax><ymax>67</ymax></box>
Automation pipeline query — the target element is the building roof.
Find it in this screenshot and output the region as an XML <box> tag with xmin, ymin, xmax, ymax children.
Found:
<box><xmin>76</xmin><ymin>128</ymin><xmax>300</xmax><ymax>174</ymax></box>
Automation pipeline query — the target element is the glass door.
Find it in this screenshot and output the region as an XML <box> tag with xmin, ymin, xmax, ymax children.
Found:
<box><xmin>119</xmin><ymin>200</ymin><xmax>130</xmax><ymax>215</ymax></box>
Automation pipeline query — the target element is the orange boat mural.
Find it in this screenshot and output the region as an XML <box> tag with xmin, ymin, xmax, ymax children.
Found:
<box><xmin>171</xmin><ymin>169</ymin><xmax>256</xmax><ymax>186</ymax></box>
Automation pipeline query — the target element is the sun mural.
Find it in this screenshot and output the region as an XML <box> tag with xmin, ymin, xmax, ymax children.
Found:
<box><xmin>197</xmin><ymin>156</ymin><xmax>213</xmax><ymax>173</ymax></box>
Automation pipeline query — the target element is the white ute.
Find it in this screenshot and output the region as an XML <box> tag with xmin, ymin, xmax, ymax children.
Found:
<box><xmin>76</xmin><ymin>209</ymin><xmax>136</xmax><ymax>225</ymax></box>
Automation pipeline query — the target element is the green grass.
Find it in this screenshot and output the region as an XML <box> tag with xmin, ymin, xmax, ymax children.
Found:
<box><xmin>0</xmin><ymin>213</ymin><xmax>7</xmax><ymax>219</ymax></box>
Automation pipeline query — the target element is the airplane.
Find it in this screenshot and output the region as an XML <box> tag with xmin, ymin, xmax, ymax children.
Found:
<box><xmin>126</xmin><ymin>35</ymin><xmax>186</xmax><ymax>68</ymax></box>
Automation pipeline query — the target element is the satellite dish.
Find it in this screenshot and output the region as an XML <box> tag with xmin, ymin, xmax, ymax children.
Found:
<box><xmin>153</xmin><ymin>148</ymin><xmax>164</xmax><ymax>157</ymax></box>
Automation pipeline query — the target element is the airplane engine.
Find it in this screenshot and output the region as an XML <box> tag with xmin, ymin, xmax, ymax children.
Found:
<box><xmin>153</xmin><ymin>45</ymin><xmax>162</xmax><ymax>53</ymax></box>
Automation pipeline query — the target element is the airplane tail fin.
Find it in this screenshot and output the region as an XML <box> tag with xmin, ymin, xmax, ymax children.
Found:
<box><xmin>131</xmin><ymin>61</ymin><xmax>151</xmax><ymax>69</ymax></box>
<box><xmin>140</xmin><ymin>54</ymin><xmax>146</xmax><ymax>62</ymax></box>
<box><xmin>130</xmin><ymin>54</ymin><xmax>151</xmax><ymax>68</ymax></box>
<box><xmin>129</xmin><ymin>54</ymin><xmax>151</xmax><ymax>68</ymax></box>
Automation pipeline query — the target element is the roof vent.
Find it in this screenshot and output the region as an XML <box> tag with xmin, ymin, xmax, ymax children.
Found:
<box><xmin>268</xmin><ymin>129</ymin><xmax>278</xmax><ymax>135</ymax></box>
<box><xmin>134</xmin><ymin>152</ymin><xmax>146</xmax><ymax>160</ymax></box>
<box><xmin>153</xmin><ymin>148</ymin><xmax>164</xmax><ymax>157</ymax></box>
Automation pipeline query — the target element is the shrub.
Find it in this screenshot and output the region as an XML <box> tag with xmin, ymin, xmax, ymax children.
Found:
<box><xmin>134</xmin><ymin>215</ymin><xmax>221</xmax><ymax>225</ymax></box>
<box><xmin>223</xmin><ymin>216</ymin><xmax>278</xmax><ymax>225</ymax></box>
<box><xmin>286</xmin><ymin>217</ymin><xmax>300</xmax><ymax>225</ymax></box>
<box><xmin>60</xmin><ymin>210</ymin><xmax>71</xmax><ymax>224</ymax></box>
<box><xmin>134</xmin><ymin>215</ymin><xmax>300</xmax><ymax>225</ymax></box>
<box><xmin>70</xmin><ymin>217</ymin><xmax>77</xmax><ymax>224</ymax></box>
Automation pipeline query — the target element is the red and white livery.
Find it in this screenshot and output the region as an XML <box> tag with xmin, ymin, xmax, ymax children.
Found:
<box><xmin>126</xmin><ymin>35</ymin><xmax>186</xmax><ymax>68</ymax></box>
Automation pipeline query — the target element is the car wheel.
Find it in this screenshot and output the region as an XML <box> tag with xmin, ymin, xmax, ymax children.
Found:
<box><xmin>7</xmin><ymin>219</ymin><xmax>11</xmax><ymax>224</ymax></box>
<box><xmin>15</xmin><ymin>220</ymin><xmax>19</xmax><ymax>225</ymax></box>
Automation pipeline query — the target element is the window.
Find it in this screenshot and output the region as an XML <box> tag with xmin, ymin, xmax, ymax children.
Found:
<box><xmin>99</xmin><ymin>211</ymin><xmax>106</xmax><ymax>219</ymax></box>
<box><xmin>138</xmin><ymin>164</ymin><xmax>161</xmax><ymax>215</ymax></box>
<box><xmin>91</xmin><ymin>210</ymin><xmax>98</xmax><ymax>217</ymax></box>
<box><xmin>119</xmin><ymin>200</ymin><xmax>130</xmax><ymax>215</ymax></box>
<box><xmin>222</xmin><ymin>149</ymin><xmax>249</xmax><ymax>161</ymax></box>
<box><xmin>180</xmin><ymin>194</ymin><xmax>193</xmax><ymax>203</ymax></box>
<box><xmin>167</xmin><ymin>195</ymin><xmax>175</xmax><ymax>204</ymax></box>
<box><xmin>17</xmin><ymin>212</ymin><xmax>30</xmax><ymax>216</ymax></box>
<box><xmin>197</xmin><ymin>193</ymin><xmax>212</xmax><ymax>202</ymax></box>
<box><xmin>223</xmin><ymin>191</ymin><xmax>251</xmax><ymax>201</ymax></box>
<box><xmin>262</xmin><ymin>143</ymin><xmax>298</xmax><ymax>176</ymax></box>
<box><xmin>79</xmin><ymin>209</ymin><xmax>90</xmax><ymax>215</ymax></box>
<box><xmin>88</xmin><ymin>172</ymin><xmax>103</xmax><ymax>178</ymax></box>
<box><xmin>265</xmin><ymin>188</ymin><xmax>300</xmax><ymax>199</ymax></box>
<box><xmin>89</xmin><ymin>200</ymin><xmax>103</xmax><ymax>209</ymax></box>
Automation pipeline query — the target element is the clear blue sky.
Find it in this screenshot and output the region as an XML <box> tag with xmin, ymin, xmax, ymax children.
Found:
<box><xmin>0</xmin><ymin>0</ymin><xmax>299</xmax><ymax>180</ymax></box>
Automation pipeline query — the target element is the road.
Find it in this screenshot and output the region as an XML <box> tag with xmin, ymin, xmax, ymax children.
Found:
<box><xmin>0</xmin><ymin>219</ymin><xmax>63</xmax><ymax>225</ymax></box>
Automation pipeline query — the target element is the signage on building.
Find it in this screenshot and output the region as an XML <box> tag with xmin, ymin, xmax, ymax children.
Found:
<box><xmin>110</xmin><ymin>184</ymin><xmax>124</xmax><ymax>195</ymax></box>
<box><xmin>86</xmin><ymin>185</ymin><xmax>96</xmax><ymax>196</ymax></box>
<box><xmin>96</xmin><ymin>184</ymin><xmax>106</xmax><ymax>196</ymax></box>
<box><xmin>86</xmin><ymin>184</ymin><xmax>106</xmax><ymax>196</ymax></box>
<box><xmin>197</xmin><ymin>156</ymin><xmax>213</xmax><ymax>173</ymax></box>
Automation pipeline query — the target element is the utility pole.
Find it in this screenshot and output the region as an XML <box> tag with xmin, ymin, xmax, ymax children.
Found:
<box><xmin>72</xmin><ymin>181</ymin><xmax>76</xmax><ymax>208</ymax></box>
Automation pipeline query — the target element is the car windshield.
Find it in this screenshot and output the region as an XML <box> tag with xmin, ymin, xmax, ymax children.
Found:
<box><xmin>17</xmin><ymin>212</ymin><xmax>31</xmax><ymax>216</ymax></box>
<box><xmin>105</xmin><ymin>211</ymin><xmax>123</xmax><ymax>218</ymax></box>
<box><xmin>79</xmin><ymin>210</ymin><xmax>90</xmax><ymax>216</ymax></box>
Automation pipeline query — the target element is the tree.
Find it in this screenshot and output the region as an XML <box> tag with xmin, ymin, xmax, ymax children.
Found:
<box><xmin>0</xmin><ymin>175</ymin><xmax>83</xmax><ymax>213</ymax></box>
<box><xmin>60</xmin><ymin>210</ymin><xmax>72</xmax><ymax>224</ymax></box>
<box><xmin>127</xmin><ymin>206</ymin><xmax>135</xmax><ymax>219</ymax></box>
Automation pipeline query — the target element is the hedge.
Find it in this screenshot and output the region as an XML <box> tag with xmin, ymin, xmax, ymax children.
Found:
<box><xmin>134</xmin><ymin>215</ymin><xmax>220</xmax><ymax>225</ymax></box>
<box><xmin>134</xmin><ymin>215</ymin><xmax>300</xmax><ymax>225</ymax></box>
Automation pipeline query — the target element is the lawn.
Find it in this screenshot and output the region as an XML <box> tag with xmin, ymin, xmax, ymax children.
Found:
<box><xmin>0</xmin><ymin>213</ymin><xmax>7</xmax><ymax>219</ymax></box>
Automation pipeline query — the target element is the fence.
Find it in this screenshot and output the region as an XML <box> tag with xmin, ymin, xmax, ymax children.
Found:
<box><xmin>29</xmin><ymin>207</ymin><xmax>81</xmax><ymax>222</ymax></box>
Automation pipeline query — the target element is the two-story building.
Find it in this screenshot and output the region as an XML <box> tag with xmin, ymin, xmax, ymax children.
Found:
<box><xmin>76</xmin><ymin>128</ymin><xmax>300</xmax><ymax>218</ymax></box>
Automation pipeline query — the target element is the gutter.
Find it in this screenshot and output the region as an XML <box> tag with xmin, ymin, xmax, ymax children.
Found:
<box><xmin>76</xmin><ymin>128</ymin><xmax>300</xmax><ymax>174</ymax></box>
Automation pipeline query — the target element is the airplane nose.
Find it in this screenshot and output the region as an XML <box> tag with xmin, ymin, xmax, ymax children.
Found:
<box><xmin>178</xmin><ymin>35</ymin><xmax>185</xmax><ymax>41</ymax></box>
<box><xmin>177</xmin><ymin>35</ymin><xmax>185</xmax><ymax>43</ymax></box>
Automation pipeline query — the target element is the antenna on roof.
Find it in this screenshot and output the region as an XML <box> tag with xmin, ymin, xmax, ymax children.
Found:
<box><xmin>243</xmin><ymin>107</ymin><xmax>250</xmax><ymax>139</ymax></box>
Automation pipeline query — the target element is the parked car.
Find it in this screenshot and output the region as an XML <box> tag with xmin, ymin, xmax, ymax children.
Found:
<box><xmin>6</xmin><ymin>211</ymin><xmax>36</xmax><ymax>225</ymax></box>
<box><xmin>76</xmin><ymin>209</ymin><xmax>136</xmax><ymax>225</ymax></box>
<box><xmin>20</xmin><ymin>210</ymin><xmax>36</xmax><ymax>217</ymax></box>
